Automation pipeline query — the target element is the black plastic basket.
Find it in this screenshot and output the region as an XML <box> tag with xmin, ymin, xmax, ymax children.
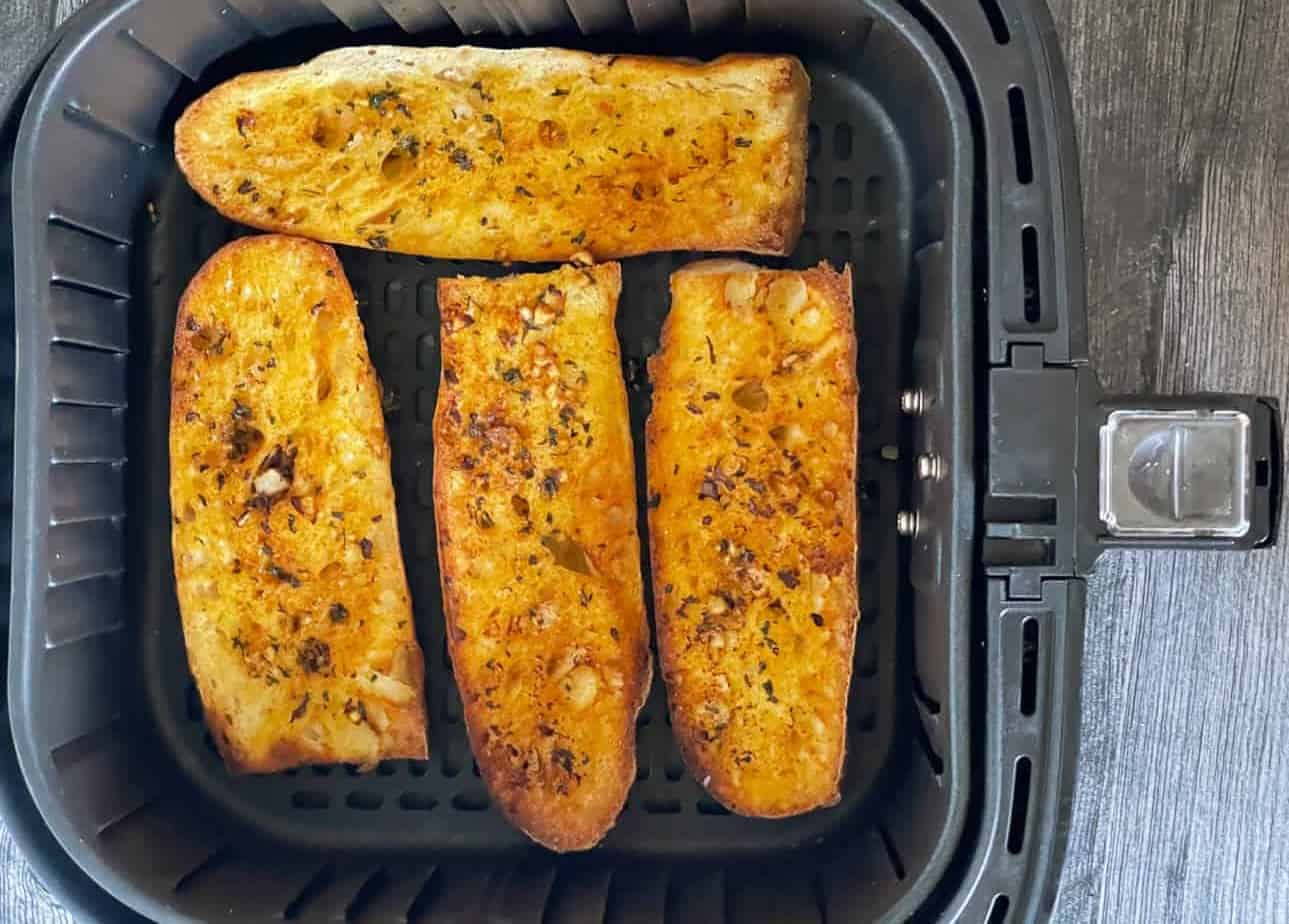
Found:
<box><xmin>0</xmin><ymin>1</ymin><xmax>1278</xmax><ymax>922</ymax></box>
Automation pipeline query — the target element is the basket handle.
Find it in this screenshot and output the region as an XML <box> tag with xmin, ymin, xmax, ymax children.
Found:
<box><xmin>1085</xmin><ymin>394</ymin><xmax>1280</xmax><ymax>556</ymax></box>
<box><xmin>978</xmin><ymin>351</ymin><xmax>1280</xmax><ymax>590</ymax></box>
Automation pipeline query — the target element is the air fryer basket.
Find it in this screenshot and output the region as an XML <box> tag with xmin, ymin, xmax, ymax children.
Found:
<box><xmin>3</xmin><ymin>1</ymin><xmax>1278</xmax><ymax>923</ymax></box>
<box><xmin>8</xmin><ymin>0</ymin><xmax>975</xmax><ymax>920</ymax></box>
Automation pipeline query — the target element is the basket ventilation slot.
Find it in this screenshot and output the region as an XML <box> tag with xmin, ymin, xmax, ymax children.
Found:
<box><xmin>643</xmin><ymin>798</ymin><xmax>682</xmax><ymax>815</ymax></box>
<box><xmin>291</xmin><ymin>791</ymin><xmax>330</xmax><ymax>810</ymax></box>
<box><xmin>1007</xmin><ymin>87</ymin><xmax>1034</xmax><ymax>184</ymax></box>
<box><xmin>1021</xmin><ymin>225</ymin><xmax>1040</xmax><ymax>323</ymax></box>
<box><xmin>978</xmin><ymin>0</ymin><xmax>1010</xmax><ymax>44</ymax></box>
<box><xmin>399</xmin><ymin>792</ymin><xmax>437</xmax><ymax>811</ymax></box>
<box><xmin>450</xmin><ymin>790</ymin><xmax>490</xmax><ymax>811</ymax></box>
<box><xmin>346</xmin><ymin>791</ymin><xmax>384</xmax><ymax>811</ymax></box>
<box><xmin>1020</xmin><ymin>617</ymin><xmax>1038</xmax><ymax>715</ymax></box>
<box><xmin>1006</xmin><ymin>756</ymin><xmax>1032</xmax><ymax>854</ymax></box>
<box><xmin>986</xmin><ymin>894</ymin><xmax>1011</xmax><ymax>923</ymax></box>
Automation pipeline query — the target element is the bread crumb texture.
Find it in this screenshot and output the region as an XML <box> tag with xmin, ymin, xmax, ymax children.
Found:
<box><xmin>646</xmin><ymin>260</ymin><xmax>859</xmax><ymax>817</ymax></box>
<box><xmin>170</xmin><ymin>235</ymin><xmax>427</xmax><ymax>774</ymax></box>
<box><xmin>433</xmin><ymin>263</ymin><xmax>650</xmax><ymax>850</ymax></box>
<box><xmin>176</xmin><ymin>46</ymin><xmax>808</xmax><ymax>261</ymax></box>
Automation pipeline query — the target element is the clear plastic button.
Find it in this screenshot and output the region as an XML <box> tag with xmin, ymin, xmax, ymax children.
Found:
<box><xmin>1099</xmin><ymin>409</ymin><xmax>1251</xmax><ymax>538</ymax></box>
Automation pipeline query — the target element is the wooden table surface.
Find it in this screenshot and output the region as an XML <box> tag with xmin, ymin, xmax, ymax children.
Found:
<box><xmin>3</xmin><ymin>1</ymin><xmax>1288</xmax><ymax>921</ymax></box>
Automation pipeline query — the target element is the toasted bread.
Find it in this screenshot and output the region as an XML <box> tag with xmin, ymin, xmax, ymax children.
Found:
<box><xmin>170</xmin><ymin>235</ymin><xmax>427</xmax><ymax>774</ymax></box>
<box><xmin>645</xmin><ymin>260</ymin><xmax>858</xmax><ymax>817</ymax></box>
<box><xmin>433</xmin><ymin>263</ymin><xmax>650</xmax><ymax>851</ymax></box>
<box><xmin>174</xmin><ymin>46</ymin><xmax>808</xmax><ymax>262</ymax></box>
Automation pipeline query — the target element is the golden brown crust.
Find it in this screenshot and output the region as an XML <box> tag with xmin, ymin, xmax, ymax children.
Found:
<box><xmin>432</xmin><ymin>263</ymin><xmax>649</xmax><ymax>851</ymax></box>
<box><xmin>645</xmin><ymin>260</ymin><xmax>858</xmax><ymax>817</ymax></box>
<box><xmin>170</xmin><ymin>235</ymin><xmax>427</xmax><ymax>775</ymax></box>
<box><xmin>174</xmin><ymin>46</ymin><xmax>808</xmax><ymax>261</ymax></box>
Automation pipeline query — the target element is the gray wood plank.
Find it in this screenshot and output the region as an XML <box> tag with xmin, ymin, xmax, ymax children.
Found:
<box><xmin>0</xmin><ymin>827</ymin><xmax>74</xmax><ymax>924</ymax></box>
<box><xmin>0</xmin><ymin>0</ymin><xmax>54</xmax><ymax>109</ymax></box>
<box><xmin>1050</xmin><ymin>0</ymin><xmax>1289</xmax><ymax>922</ymax></box>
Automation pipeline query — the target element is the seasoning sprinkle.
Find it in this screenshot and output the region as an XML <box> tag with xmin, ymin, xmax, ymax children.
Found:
<box><xmin>450</xmin><ymin>147</ymin><xmax>474</xmax><ymax>171</ymax></box>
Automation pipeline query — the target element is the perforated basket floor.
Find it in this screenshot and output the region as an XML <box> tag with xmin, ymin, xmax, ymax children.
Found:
<box><xmin>137</xmin><ymin>54</ymin><xmax>907</xmax><ymax>856</ymax></box>
<box><xmin>7</xmin><ymin>0</ymin><xmax>981</xmax><ymax>921</ymax></box>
